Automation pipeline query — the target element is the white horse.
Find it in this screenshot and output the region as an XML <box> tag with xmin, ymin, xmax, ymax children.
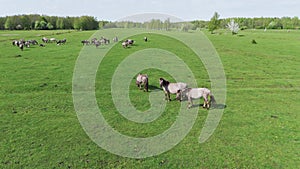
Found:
<box><xmin>136</xmin><ymin>74</ymin><xmax>149</xmax><ymax>92</ymax></box>
<box><xmin>159</xmin><ymin>78</ymin><xmax>187</xmax><ymax>101</ymax></box>
<box><xmin>176</xmin><ymin>88</ymin><xmax>216</xmax><ymax>109</ymax></box>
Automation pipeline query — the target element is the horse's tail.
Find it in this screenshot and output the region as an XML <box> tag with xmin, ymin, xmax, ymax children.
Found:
<box><xmin>145</xmin><ymin>77</ymin><xmax>149</xmax><ymax>92</ymax></box>
<box><xmin>209</xmin><ymin>93</ymin><xmax>216</xmax><ymax>104</ymax></box>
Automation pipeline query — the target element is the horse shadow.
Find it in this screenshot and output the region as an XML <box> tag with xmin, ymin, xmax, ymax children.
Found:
<box><xmin>191</xmin><ymin>103</ymin><xmax>227</xmax><ymax>109</ymax></box>
<box><xmin>148</xmin><ymin>85</ymin><xmax>161</xmax><ymax>92</ymax></box>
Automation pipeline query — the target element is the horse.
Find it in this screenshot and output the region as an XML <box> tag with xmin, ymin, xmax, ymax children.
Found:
<box><xmin>159</xmin><ymin>78</ymin><xmax>187</xmax><ymax>101</ymax></box>
<box><xmin>30</xmin><ymin>40</ymin><xmax>38</xmax><ymax>45</ymax></box>
<box><xmin>50</xmin><ymin>38</ymin><xmax>57</xmax><ymax>43</ymax></box>
<box><xmin>19</xmin><ymin>43</ymin><xmax>24</xmax><ymax>51</ymax></box>
<box><xmin>127</xmin><ymin>39</ymin><xmax>134</xmax><ymax>45</ymax></box>
<box><xmin>144</xmin><ymin>37</ymin><xmax>148</xmax><ymax>42</ymax></box>
<box><xmin>94</xmin><ymin>41</ymin><xmax>101</xmax><ymax>48</ymax></box>
<box><xmin>57</xmin><ymin>38</ymin><xmax>66</xmax><ymax>45</ymax></box>
<box><xmin>136</xmin><ymin>73</ymin><xmax>149</xmax><ymax>92</ymax></box>
<box><xmin>12</xmin><ymin>40</ymin><xmax>19</xmax><ymax>46</ymax></box>
<box><xmin>42</xmin><ymin>37</ymin><xmax>49</xmax><ymax>43</ymax></box>
<box><xmin>176</xmin><ymin>88</ymin><xmax>216</xmax><ymax>109</ymax></box>
<box><xmin>113</xmin><ymin>36</ymin><xmax>118</xmax><ymax>42</ymax></box>
<box><xmin>81</xmin><ymin>40</ymin><xmax>90</xmax><ymax>45</ymax></box>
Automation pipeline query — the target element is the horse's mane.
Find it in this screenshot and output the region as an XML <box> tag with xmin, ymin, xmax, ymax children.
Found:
<box><xmin>159</xmin><ymin>78</ymin><xmax>170</xmax><ymax>86</ymax></box>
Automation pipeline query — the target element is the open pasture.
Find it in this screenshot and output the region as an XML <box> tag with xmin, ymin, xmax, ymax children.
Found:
<box><xmin>0</xmin><ymin>29</ymin><xmax>299</xmax><ymax>168</ymax></box>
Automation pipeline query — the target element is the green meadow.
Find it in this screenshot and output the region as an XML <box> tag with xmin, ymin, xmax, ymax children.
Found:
<box><xmin>0</xmin><ymin>29</ymin><xmax>299</xmax><ymax>168</ymax></box>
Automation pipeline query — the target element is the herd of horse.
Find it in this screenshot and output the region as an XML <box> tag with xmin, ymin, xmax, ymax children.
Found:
<box><xmin>136</xmin><ymin>74</ymin><xmax>216</xmax><ymax>109</ymax></box>
<box><xmin>12</xmin><ymin>37</ymin><xmax>67</xmax><ymax>51</ymax></box>
<box><xmin>81</xmin><ymin>36</ymin><xmax>148</xmax><ymax>48</ymax></box>
<box><xmin>81</xmin><ymin>36</ymin><xmax>111</xmax><ymax>47</ymax></box>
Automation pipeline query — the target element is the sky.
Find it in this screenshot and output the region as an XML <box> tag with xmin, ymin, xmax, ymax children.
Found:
<box><xmin>0</xmin><ymin>0</ymin><xmax>299</xmax><ymax>21</ymax></box>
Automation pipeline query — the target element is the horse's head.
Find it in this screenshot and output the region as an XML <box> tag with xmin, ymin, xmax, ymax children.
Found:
<box><xmin>176</xmin><ymin>90</ymin><xmax>182</xmax><ymax>101</ymax></box>
<box><xmin>159</xmin><ymin>78</ymin><xmax>164</xmax><ymax>88</ymax></box>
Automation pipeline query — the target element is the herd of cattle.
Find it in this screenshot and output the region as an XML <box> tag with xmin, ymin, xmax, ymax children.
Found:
<box><xmin>12</xmin><ymin>37</ymin><xmax>67</xmax><ymax>51</ymax></box>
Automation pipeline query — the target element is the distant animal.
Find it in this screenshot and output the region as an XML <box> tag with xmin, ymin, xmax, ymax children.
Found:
<box><xmin>252</xmin><ymin>39</ymin><xmax>257</xmax><ymax>44</ymax></box>
<box><xmin>57</xmin><ymin>38</ymin><xmax>66</xmax><ymax>45</ymax></box>
<box><xmin>30</xmin><ymin>40</ymin><xmax>38</xmax><ymax>45</ymax></box>
<box><xmin>122</xmin><ymin>41</ymin><xmax>128</xmax><ymax>48</ymax></box>
<box><xmin>176</xmin><ymin>88</ymin><xmax>216</xmax><ymax>109</ymax></box>
<box><xmin>127</xmin><ymin>39</ymin><xmax>134</xmax><ymax>45</ymax></box>
<box><xmin>100</xmin><ymin>37</ymin><xmax>110</xmax><ymax>45</ymax></box>
<box><xmin>122</xmin><ymin>39</ymin><xmax>134</xmax><ymax>48</ymax></box>
<box><xmin>50</xmin><ymin>38</ymin><xmax>57</xmax><ymax>43</ymax></box>
<box><xmin>40</xmin><ymin>44</ymin><xmax>45</xmax><ymax>47</ymax></box>
<box><xmin>144</xmin><ymin>37</ymin><xmax>148</xmax><ymax>42</ymax></box>
<box><xmin>12</xmin><ymin>40</ymin><xmax>19</xmax><ymax>46</ymax></box>
<box><xmin>95</xmin><ymin>41</ymin><xmax>101</xmax><ymax>48</ymax></box>
<box><xmin>42</xmin><ymin>37</ymin><xmax>49</xmax><ymax>43</ymax></box>
<box><xmin>136</xmin><ymin>73</ymin><xmax>149</xmax><ymax>92</ymax></box>
<box><xmin>24</xmin><ymin>41</ymin><xmax>30</xmax><ymax>48</ymax></box>
<box><xmin>113</xmin><ymin>36</ymin><xmax>118</xmax><ymax>42</ymax></box>
<box><xmin>19</xmin><ymin>43</ymin><xmax>24</xmax><ymax>51</ymax></box>
<box><xmin>159</xmin><ymin>78</ymin><xmax>187</xmax><ymax>101</ymax></box>
<box><xmin>81</xmin><ymin>40</ymin><xmax>90</xmax><ymax>45</ymax></box>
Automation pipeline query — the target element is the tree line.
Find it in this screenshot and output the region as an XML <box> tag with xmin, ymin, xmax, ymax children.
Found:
<box><xmin>0</xmin><ymin>14</ymin><xmax>100</xmax><ymax>30</ymax></box>
<box><xmin>0</xmin><ymin>14</ymin><xmax>299</xmax><ymax>31</ymax></box>
<box><xmin>103</xmin><ymin>16</ymin><xmax>300</xmax><ymax>31</ymax></box>
<box><xmin>205</xmin><ymin>12</ymin><xmax>300</xmax><ymax>34</ymax></box>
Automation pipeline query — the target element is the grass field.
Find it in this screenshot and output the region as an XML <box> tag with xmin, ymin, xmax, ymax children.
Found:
<box><xmin>0</xmin><ymin>28</ymin><xmax>299</xmax><ymax>168</ymax></box>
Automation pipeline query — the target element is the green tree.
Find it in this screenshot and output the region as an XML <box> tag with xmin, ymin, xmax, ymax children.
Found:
<box><xmin>98</xmin><ymin>20</ymin><xmax>108</xmax><ymax>29</ymax></box>
<box><xmin>291</xmin><ymin>16</ymin><xmax>299</xmax><ymax>29</ymax></box>
<box><xmin>163</xmin><ymin>18</ymin><xmax>171</xmax><ymax>31</ymax></box>
<box><xmin>208</xmin><ymin>12</ymin><xmax>220</xmax><ymax>33</ymax></box>
<box><xmin>56</xmin><ymin>17</ymin><xmax>65</xmax><ymax>29</ymax></box>
<box><xmin>74</xmin><ymin>16</ymin><xmax>98</xmax><ymax>30</ymax></box>
<box><xmin>0</xmin><ymin>17</ymin><xmax>6</xmax><ymax>30</ymax></box>
<box><xmin>20</xmin><ymin>15</ymin><xmax>31</xmax><ymax>29</ymax></box>
<box><xmin>34</xmin><ymin>20</ymin><xmax>40</xmax><ymax>30</ymax></box>
<box><xmin>4</xmin><ymin>17</ymin><xmax>13</xmax><ymax>30</ymax></box>
<box><xmin>47</xmin><ymin>23</ymin><xmax>54</xmax><ymax>30</ymax></box>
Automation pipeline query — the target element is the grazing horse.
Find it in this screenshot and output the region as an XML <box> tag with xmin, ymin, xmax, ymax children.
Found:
<box><xmin>42</xmin><ymin>37</ymin><xmax>49</xmax><ymax>43</ymax></box>
<box><xmin>122</xmin><ymin>41</ymin><xmax>127</xmax><ymax>48</ymax></box>
<box><xmin>176</xmin><ymin>88</ymin><xmax>216</xmax><ymax>109</ymax></box>
<box><xmin>19</xmin><ymin>43</ymin><xmax>24</xmax><ymax>51</ymax></box>
<box><xmin>30</xmin><ymin>40</ymin><xmax>38</xmax><ymax>45</ymax></box>
<box><xmin>50</xmin><ymin>38</ymin><xmax>56</xmax><ymax>43</ymax></box>
<box><xmin>136</xmin><ymin>73</ymin><xmax>149</xmax><ymax>92</ymax></box>
<box><xmin>122</xmin><ymin>39</ymin><xmax>134</xmax><ymax>48</ymax></box>
<box><xmin>81</xmin><ymin>40</ymin><xmax>90</xmax><ymax>45</ymax></box>
<box><xmin>159</xmin><ymin>78</ymin><xmax>187</xmax><ymax>101</ymax></box>
<box><xmin>57</xmin><ymin>38</ymin><xmax>66</xmax><ymax>45</ymax></box>
<box><xmin>113</xmin><ymin>36</ymin><xmax>118</xmax><ymax>42</ymax></box>
<box><xmin>95</xmin><ymin>41</ymin><xmax>101</xmax><ymax>48</ymax></box>
<box><xmin>127</xmin><ymin>39</ymin><xmax>134</xmax><ymax>45</ymax></box>
<box><xmin>12</xmin><ymin>40</ymin><xmax>18</xmax><ymax>46</ymax></box>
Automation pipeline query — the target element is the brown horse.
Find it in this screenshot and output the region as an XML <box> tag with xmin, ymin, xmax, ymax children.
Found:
<box><xmin>136</xmin><ymin>73</ymin><xmax>149</xmax><ymax>92</ymax></box>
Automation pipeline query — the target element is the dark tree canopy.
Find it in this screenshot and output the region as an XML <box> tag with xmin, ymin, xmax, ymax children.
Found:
<box><xmin>0</xmin><ymin>14</ymin><xmax>100</xmax><ymax>30</ymax></box>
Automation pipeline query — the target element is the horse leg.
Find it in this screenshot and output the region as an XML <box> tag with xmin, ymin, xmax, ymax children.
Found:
<box><xmin>188</xmin><ymin>96</ymin><xmax>192</xmax><ymax>108</ymax></box>
<box><xmin>164</xmin><ymin>92</ymin><xmax>168</xmax><ymax>101</ymax></box>
<box><xmin>167</xmin><ymin>92</ymin><xmax>171</xmax><ymax>101</ymax></box>
<box><xmin>203</xmin><ymin>95</ymin><xmax>208</xmax><ymax>109</ymax></box>
<box><xmin>144</xmin><ymin>81</ymin><xmax>149</xmax><ymax>92</ymax></box>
